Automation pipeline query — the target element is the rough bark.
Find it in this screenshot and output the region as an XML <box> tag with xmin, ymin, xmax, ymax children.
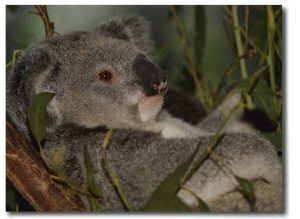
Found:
<box><xmin>6</xmin><ymin>117</ymin><xmax>87</xmax><ymax>212</ymax></box>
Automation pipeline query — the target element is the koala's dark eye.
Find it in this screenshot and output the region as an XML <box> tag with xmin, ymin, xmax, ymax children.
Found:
<box><xmin>98</xmin><ymin>71</ymin><xmax>113</xmax><ymax>81</ymax></box>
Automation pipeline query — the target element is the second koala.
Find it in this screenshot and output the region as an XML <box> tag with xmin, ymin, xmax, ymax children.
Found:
<box><xmin>6</xmin><ymin>15</ymin><xmax>282</xmax><ymax>212</ymax></box>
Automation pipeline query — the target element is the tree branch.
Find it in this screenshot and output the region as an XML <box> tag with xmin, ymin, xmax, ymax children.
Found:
<box><xmin>29</xmin><ymin>5</ymin><xmax>55</xmax><ymax>38</ymax></box>
<box><xmin>6</xmin><ymin>6</ymin><xmax>87</xmax><ymax>212</ymax></box>
<box><xmin>6</xmin><ymin>117</ymin><xmax>87</xmax><ymax>212</ymax></box>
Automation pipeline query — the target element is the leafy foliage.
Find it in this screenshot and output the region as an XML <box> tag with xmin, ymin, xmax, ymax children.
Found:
<box><xmin>234</xmin><ymin>176</ymin><xmax>255</xmax><ymax>210</ymax></box>
<box><xmin>155</xmin><ymin>5</ymin><xmax>282</xmax><ymax>211</ymax></box>
<box><xmin>84</xmin><ymin>147</ymin><xmax>104</xmax><ymax>199</ymax></box>
<box><xmin>84</xmin><ymin>147</ymin><xmax>105</xmax><ymax>211</ymax></box>
<box><xmin>165</xmin><ymin>6</ymin><xmax>282</xmax><ymax>124</ymax></box>
<box><xmin>26</xmin><ymin>92</ymin><xmax>54</xmax><ymax>148</ymax></box>
<box><xmin>140</xmin><ymin>148</ymin><xmax>197</xmax><ymax>212</ymax></box>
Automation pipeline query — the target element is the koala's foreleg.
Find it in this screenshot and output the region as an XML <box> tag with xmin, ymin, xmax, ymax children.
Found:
<box><xmin>158</xmin><ymin>111</ymin><xmax>211</xmax><ymax>138</ymax></box>
<box><xmin>197</xmin><ymin>92</ymin><xmax>256</xmax><ymax>133</ymax></box>
<box><xmin>156</xmin><ymin>92</ymin><xmax>254</xmax><ymax>139</ymax></box>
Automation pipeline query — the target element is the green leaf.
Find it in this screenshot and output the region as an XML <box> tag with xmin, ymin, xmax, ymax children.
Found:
<box><xmin>88</xmin><ymin>197</ymin><xmax>100</xmax><ymax>212</ymax></box>
<box><xmin>249</xmin><ymin>12</ymin><xmax>268</xmax><ymax>50</ymax></box>
<box><xmin>194</xmin><ymin>5</ymin><xmax>206</xmax><ymax>73</ymax></box>
<box><xmin>140</xmin><ymin>148</ymin><xmax>198</xmax><ymax>212</ymax></box>
<box><xmin>234</xmin><ymin>77</ymin><xmax>277</xmax><ymax>98</ymax></box>
<box><xmin>196</xmin><ymin>195</ymin><xmax>210</xmax><ymax>212</ymax></box>
<box><xmin>234</xmin><ymin>176</ymin><xmax>255</xmax><ymax>209</ymax></box>
<box><xmin>26</xmin><ymin>92</ymin><xmax>55</xmax><ymax>145</ymax></box>
<box><xmin>142</xmin><ymin>195</ymin><xmax>192</xmax><ymax>212</ymax></box>
<box><xmin>275</xmin><ymin>38</ymin><xmax>282</xmax><ymax>60</ymax></box>
<box><xmin>84</xmin><ymin>147</ymin><xmax>103</xmax><ymax>199</ymax></box>
<box><xmin>260</xmin><ymin>132</ymin><xmax>282</xmax><ymax>152</ymax></box>
<box><xmin>183</xmin><ymin>187</ymin><xmax>210</xmax><ymax>212</ymax></box>
<box><xmin>235</xmin><ymin>176</ymin><xmax>254</xmax><ymax>194</ymax></box>
<box><xmin>6</xmin><ymin>180</ymin><xmax>17</xmax><ymax>211</ymax></box>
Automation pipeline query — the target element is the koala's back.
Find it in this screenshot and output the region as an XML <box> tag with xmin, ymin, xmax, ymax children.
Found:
<box><xmin>45</xmin><ymin>125</ymin><xmax>282</xmax><ymax>211</ymax></box>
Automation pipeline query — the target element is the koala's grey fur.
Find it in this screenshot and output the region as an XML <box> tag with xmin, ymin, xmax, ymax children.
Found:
<box><xmin>6</xmin><ymin>15</ymin><xmax>282</xmax><ymax>212</ymax></box>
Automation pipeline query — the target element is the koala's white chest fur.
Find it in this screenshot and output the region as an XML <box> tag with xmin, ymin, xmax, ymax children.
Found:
<box><xmin>137</xmin><ymin>94</ymin><xmax>164</xmax><ymax>123</ymax></box>
<box><xmin>159</xmin><ymin>115</ymin><xmax>210</xmax><ymax>138</ymax></box>
<box><xmin>137</xmin><ymin>109</ymin><xmax>209</xmax><ymax>139</ymax></box>
<box><xmin>130</xmin><ymin>89</ymin><xmax>209</xmax><ymax>138</ymax></box>
<box><xmin>156</xmin><ymin>113</ymin><xmax>209</xmax><ymax>138</ymax></box>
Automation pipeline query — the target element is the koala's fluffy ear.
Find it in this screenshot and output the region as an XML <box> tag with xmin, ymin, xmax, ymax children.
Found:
<box><xmin>6</xmin><ymin>44</ymin><xmax>61</xmax><ymax>137</ymax></box>
<box><xmin>94</xmin><ymin>15</ymin><xmax>154</xmax><ymax>57</ymax></box>
<box><xmin>12</xmin><ymin>44</ymin><xmax>59</xmax><ymax>99</ymax></box>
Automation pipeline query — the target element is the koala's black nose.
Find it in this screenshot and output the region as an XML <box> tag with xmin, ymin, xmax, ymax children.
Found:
<box><xmin>133</xmin><ymin>54</ymin><xmax>168</xmax><ymax>96</ymax></box>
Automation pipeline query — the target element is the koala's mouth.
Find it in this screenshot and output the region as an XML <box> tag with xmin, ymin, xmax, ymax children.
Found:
<box><xmin>138</xmin><ymin>80</ymin><xmax>168</xmax><ymax>97</ymax></box>
<box><xmin>128</xmin><ymin>86</ymin><xmax>164</xmax><ymax>123</ymax></box>
<box><xmin>138</xmin><ymin>94</ymin><xmax>164</xmax><ymax>122</ymax></box>
<box><xmin>129</xmin><ymin>81</ymin><xmax>167</xmax><ymax>123</ymax></box>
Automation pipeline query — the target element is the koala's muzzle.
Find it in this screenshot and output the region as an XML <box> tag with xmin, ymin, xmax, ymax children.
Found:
<box><xmin>133</xmin><ymin>55</ymin><xmax>168</xmax><ymax>96</ymax></box>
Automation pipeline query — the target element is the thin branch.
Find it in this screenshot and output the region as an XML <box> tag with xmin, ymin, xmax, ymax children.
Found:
<box><xmin>181</xmin><ymin>97</ymin><xmax>243</xmax><ymax>186</ymax></box>
<box><xmin>168</xmin><ymin>6</ymin><xmax>212</xmax><ymax>111</ymax></box>
<box><xmin>29</xmin><ymin>5</ymin><xmax>55</xmax><ymax>38</ymax></box>
<box><xmin>231</xmin><ymin>6</ymin><xmax>254</xmax><ymax>109</ymax></box>
<box><xmin>244</xmin><ymin>6</ymin><xmax>249</xmax><ymax>55</ymax></box>
<box><xmin>6</xmin><ymin>50</ymin><xmax>23</xmax><ymax>69</ymax></box>
<box><xmin>231</xmin><ymin>6</ymin><xmax>248</xmax><ymax>79</ymax></box>
<box><xmin>101</xmin><ymin>128</ymin><xmax>132</xmax><ymax>211</ymax></box>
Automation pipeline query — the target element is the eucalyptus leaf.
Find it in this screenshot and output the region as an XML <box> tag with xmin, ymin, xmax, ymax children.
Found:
<box><xmin>84</xmin><ymin>147</ymin><xmax>103</xmax><ymax>198</ymax></box>
<box><xmin>6</xmin><ymin>180</ymin><xmax>17</xmax><ymax>211</ymax></box>
<box><xmin>140</xmin><ymin>148</ymin><xmax>198</xmax><ymax>212</ymax></box>
<box><xmin>249</xmin><ymin>13</ymin><xmax>268</xmax><ymax>50</ymax></box>
<box><xmin>234</xmin><ymin>77</ymin><xmax>277</xmax><ymax>98</ymax></box>
<box><xmin>183</xmin><ymin>187</ymin><xmax>210</xmax><ymax>212</ymax></box>
<box><xmin>275</xmin><ymin>38</ymin><xmax>282</xmax><ymax>60</ymax></box>
<box><xmin>196</xmin><ymin>195</ymin><xmax>210</xmax><ymax>212</ymax></box>
<box><xmin>260</xmin><ymin>132</ymin><xmax>282</xmax><ymax>152</ymax></box>
<box><xmin>235</xmin><ymin>176</ymin><xmax>254</xmax><ymax>194</ymax></box>
<box><xmin>88</xmin><ymin>197</ymin><xmax>100</xmax><ymax>212</ymax></box>
<box><xmin>26</xmin><ymin>92</ymin><xmax>54</xmax><ymax>145</ymax></box>
<box><xmin>234</xmin><ymin>176</ymin><xmax>255</xmax><ymax>209</ymax></box>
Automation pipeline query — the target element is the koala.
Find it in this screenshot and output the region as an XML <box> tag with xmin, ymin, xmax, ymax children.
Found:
<box><xmin>6</xmin><ymin>15</ymin><xmax>282</xmax><ymax>212</ymax></box>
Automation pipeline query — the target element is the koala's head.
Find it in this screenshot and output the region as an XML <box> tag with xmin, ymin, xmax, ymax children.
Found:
<box><xmin>7</xmin><ymin>16</ymin><xmax>168</xmax><ymax>134</ymax></box>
